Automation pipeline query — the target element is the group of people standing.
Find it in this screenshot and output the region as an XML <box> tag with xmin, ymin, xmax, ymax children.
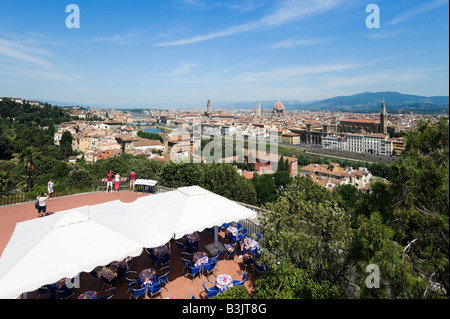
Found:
<box><xmin>106</xmin><ymin>170</ymin><xmax>137</xmax><ymax>193</ymax></box>
<box><xmin>35</xmin><ymin>170</ymin><xmax>138</xmax><ymax>217</ymax></box>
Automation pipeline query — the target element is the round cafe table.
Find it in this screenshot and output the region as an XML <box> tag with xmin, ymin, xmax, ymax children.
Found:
<box><xmin>215</xmin><ymin>274</ymin><xmax>233</xmax><ymax>293</ymax></box>
<box><xmin>244</xmin><ymin>238</ymin><xmax>259</xmax><ymax>254</ymax></box>
<box><xmin>193</xmin><ymin>251</ymin><xmax>209</xmax><ymax>268</ymax></box>
<box><xmin>153</xmin><ymin>245</ymin><xmax>169</xmax><ymax>257</ymax></box>
<box><xmin>139</xmin><ymin>268</ymin><xmax>157</xmax><ymax>286</ymax></box>
<box><xmin>186</xmin><ymin>232</ymin><xmax>200</xmax><ymax>244</ymax></box>
<box><xmin>78</xmin><ymin>291</ymin><xmax>98</xmax><ymax>299</ymax></box>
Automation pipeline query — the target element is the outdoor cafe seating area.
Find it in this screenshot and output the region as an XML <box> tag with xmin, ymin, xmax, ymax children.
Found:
<box><xmin>25</xmin><ymin>224</ymin><xmax>265</xmax><ymax>299</ymax></box>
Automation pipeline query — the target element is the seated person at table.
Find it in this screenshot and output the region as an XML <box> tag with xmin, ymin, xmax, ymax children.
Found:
<box><xmin>98</xmin><ymin>264</ymin><xmax>118</xmax><ymax>282</ymax></box>
<box><xmin>224</xmin><ymin>241</ymin><xmax>236</xmax><ymax>254</ymax></box>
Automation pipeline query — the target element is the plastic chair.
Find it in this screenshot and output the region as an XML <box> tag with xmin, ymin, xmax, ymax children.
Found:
<box><xmin>158</xmin><ymin>252</ymin><xmax>171</xmax><ymax>268</ymax></box>
<box><xmin>101</xmin><ymin>275</ymin><xmax>118</xmax><ymax>291</ymax></box>
<box><xmin>37</xmin><ymin>284</ymin><xmax>54</xmax><ymax>299</ymax></box>
<box><xmin>237</xmin><ymin>228</ymin><xmax>248</xmax><ymax>241</ymax></box>
<box><xmin>202</xmin><ymin>281</ymin><xmax>220</xmax><ymax>299</ymax></box>
<box><xmin>156</xmin><ymin>266</ymin><xmax>171</xmax><ymax>289</ymax></box>
<box><xmin>145</xmin><ymin>248</ymin><xmax>157</xmax><ymax>265</ymax></box>
<box><xmin>148</xmin><ymin>279</ymin><xmax>164</xmax><ymax>299</ymax></box>
<box><xmin>202</xmin><ymin>259</ymin><xmax>218</xmax><ymax>279</ymax></box>
<box><xmin>128</xmin><ymin>282</ymin><xmax>146</xmax><ymax>299</ymax></box>
<box><xmin>221</xmin><ymin>223</ymin><xmax>230</xmax><ymax>232</ymax></box>
<box><xmin>184</xmin><ymin>262</ymin><xmax>201</xmax><ymax>287</ymax></box>
<box><xmin>180</xmin><ymin>253</ymin><xmax>193</xmax><ymax>274</ymax></box>
<box><xmin>101</xmin><ymin>287</ymin><xmax>117</xmax><ymax>299</ymax></box>
<box><xmin>236</xmin><ymin>223</ymin><xmax>243</xmax><ymax>233</ymax></box>
<box><xmin>58</xmin><ymin>285</ymin><xmax>74</xmax><ymax>299</ymax></box>
<box><xmin>255</xmin><ymin>234</ymin><xmax>262</xmax><ymax>242</ymax></box>
<box><xmin>186</xmin><ymin>241</ymin><xmax>199</xmax><ymax>254</ymax></box>
<box><xmin>252</xmin><ymin>259</ymin><xmax>267</xmax><ymax>276</ymax></box>
<box><xmin>175</xmin><ymin>239</ymin><xmax>186</xmax><ymax>249</ymax></box>
<box><xmin>232</xmin><ymin>272</ymin><xmax>247</xmax><ymax>286</ymax></box>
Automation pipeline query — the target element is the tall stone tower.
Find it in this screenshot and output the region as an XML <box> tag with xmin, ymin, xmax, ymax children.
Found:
<box><xmin>207</xmin><ymin>99</ymin><xmax>211</xmax><ymax>114</ymax></box>
<box><xmin>379</xmin><ymin>99</ymin><xmax>388</xmax><ymax>134</ymax></box>
<box><xmin>256</xmin><ymin>102</ymin><xmax>261</xmax><ymax>117</ymax></box>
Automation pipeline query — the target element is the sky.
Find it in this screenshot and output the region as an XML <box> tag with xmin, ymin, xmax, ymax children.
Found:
<box><xmin>0</xmin><ymin>0</ymin><xmax>448</xmax><ymax>108</ymax></box>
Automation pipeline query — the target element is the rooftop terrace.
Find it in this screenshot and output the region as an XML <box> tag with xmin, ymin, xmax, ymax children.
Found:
<box><xmin>0</xmin><ymin>191</ymin><xmax>259</xmax><ymax>299</ymax></box>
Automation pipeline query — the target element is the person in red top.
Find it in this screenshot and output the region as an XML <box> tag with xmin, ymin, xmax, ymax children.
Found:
<box><xmin>129</xmin><ymin>170</ymin><xmax>136</xmax><ymax>191</ymax></box>
<box><xmin>106</xmin><ymin>170</ymin><xmax>114</xmax><ymax>193</ymax></box>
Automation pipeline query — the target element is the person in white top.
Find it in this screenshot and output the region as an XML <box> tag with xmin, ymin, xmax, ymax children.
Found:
<box><xmin>36</xmin><ymin>193</ymin><xmax>49</xmax><ymax>217</ymax></box>
<box><xmin>114</xmin><ymin>173</ymin><xmax>121</xmax><ymax>192</ymax></box>
<box><xmin>47</xmin><ymin>178</ymin><xmax>54</xmax><ymax>198</ymax></box>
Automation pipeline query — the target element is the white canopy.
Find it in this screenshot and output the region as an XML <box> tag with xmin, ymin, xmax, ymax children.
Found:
<box><xmin>88</xmin><ymin>200</ymin><xmax>173</xmax><ymax>248</ymax></box>
<box><xmin>136</xmin><ymin>185</ymin><xmax>258</xmax><ymax>239</ymax></box>
<box><xmin>0</xmin><ymin>207</ymin><xmax>143</xmax><ymax>299</ymax></box>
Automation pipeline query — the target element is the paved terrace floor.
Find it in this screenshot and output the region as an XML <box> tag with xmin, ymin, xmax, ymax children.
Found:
<box><xmin>0</xmin><ymin>191</ymin><xmax>258</xmax><ymax>299</ymax></box>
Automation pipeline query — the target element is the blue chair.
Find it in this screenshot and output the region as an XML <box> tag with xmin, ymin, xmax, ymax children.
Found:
<box><xmin>237</xmin><ymin>228</ymin><xmax>248</xmax><ymax>241</ymax></box>
<box><xmin>158</xmin><ymin>252</ymin><xmax>171</xmax><ymax>268</ymax></box>
<box><xmin>236</xmin><ymin>223</ymin><xmax>243</xmax><ymax>233</ymax></box>
<box><xmin>184</xmin><ymin>262</ymin><xmax>201</xmax><ymax>287</ymax></box>
<box><xmin>148</xmin><ymin>279</ymin><xmax>164</xmax><ymax>299</ymax></box>
<box><xmin>252</xmin><ymin>259</ymin><xmax>267</xmax><ymax>276</ymax></box>
<box><xmin>37</xmin><ymin>284</ymin><xmax>54</xmax><ymax>299</ymax></box>
<box><xmin>124</xmin><ymin>270</ymin><xmax>138</xmax><ymax>295</ymax></box>
<box><xmin>186</xmin><ymin>241</ymin><xmax>199</xmax><ymax>254</ymax></box>
<box><xmin>101</xmin><ymin>287</ymin><xmax>117</xmax><ymax>299</ymax></box>
<box><xmin>202</xmin><ymin>281</ymin><xmax>220</xmax><ymax>299</ymax></box>
<box><xmin>255</xmin><ymin>234</ymin><xmax>262</xmax><ymax>242</ymax></box>
<box><xmin>57</xmin><ymin>285</ymin><xmax>74</xmax><ymax>299</ymax></box>
<box><xmin>180</xmin><ymin>253</ymin><xmax>193</xmax><ymax>274</ymax></box>
<box><xmin>202</xmin><ymin>259</ymin><xmax>218</xmax><ymax>279</ymax></box>
<box><xmin>232</xmin><ymin>272</ymin><xmax>247</xmax><ymax>286</ymax></box>
<box><xmin>145</xmin><ymin>248</ymin><xmax>157</xmax><ymax>265</ymax></box>
<box><xmin>156</xmin><ymin>266</ymin><xmax>171</xmax><ymax>289</ymax></box>
<box><xmin>128</xmin><ymin>282</ymin><xmax>146</xmax><ymax>299</ymax></box>
<box><xmin>175</xmin><ymin>239</ymin><xmax>186</xmax><ymax>249</ymax></box>
<box><xmin>101</xmin><ymin>275</ymin><xmax>118</xmax><ymax>291</ymax></box>
<box><xmin>210</xmin><ymin>251</ymin><xmax>221</xmax><ymax>263</ymax></box>
<box><xmin>221</xmin><ymin>223</ymin><xmax>230</xmax><ymax>232</ymax></box>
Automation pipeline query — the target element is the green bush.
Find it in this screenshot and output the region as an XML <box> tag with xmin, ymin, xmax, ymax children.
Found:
<box><xmin>213</xmin><ymin>285</ymin><xmax>249</xmax><ymax>299</ymax></box>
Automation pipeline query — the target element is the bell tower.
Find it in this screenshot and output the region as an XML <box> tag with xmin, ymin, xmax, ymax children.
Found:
<box><xmin>379</xmin><ymin>99</ymin><xmax>388</xmax><ymax>134</ymax></box>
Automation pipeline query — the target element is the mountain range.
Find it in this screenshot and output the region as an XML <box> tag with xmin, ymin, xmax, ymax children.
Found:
<box><xmin>217</xmin><ymin>92</ymin><xmax>449</xmax><ymax>112</ymax></box>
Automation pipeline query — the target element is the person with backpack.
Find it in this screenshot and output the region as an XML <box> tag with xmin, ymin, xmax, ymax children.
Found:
<box><xmin>36</xmin><ymin>193</ymin><xmax>49</xmax><ymax>217</ymax></box>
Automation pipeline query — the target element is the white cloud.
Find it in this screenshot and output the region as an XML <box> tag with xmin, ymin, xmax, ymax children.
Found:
<box><xmin>388</xmin><ymin>0</ymin><xmax>449</xmax><ymax>25</ymax></box>
<box><xmin>160</xmin><ymin>62</ymin><xmax>200</xmax><ymax>76</ymax></box>
<box><xmin>268</xmin><ymin>37</ymin><xmax>328</xmax><ymax>49</ymax></box>
<box><xmin>156</xmin><ymin>0</ymin><xmax>342</xmax><ymax>47</ymax></box>
<box><xmin>0</xmin><ymin>38</ymin><xmax>53</xmax><ymax>68</ymax></box>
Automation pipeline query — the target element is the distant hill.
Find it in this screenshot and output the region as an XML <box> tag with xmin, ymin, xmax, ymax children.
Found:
<box><xmin>217</xmin><ymin>92</ymin><xmax>449</xmax><ymax>113</ymax></box>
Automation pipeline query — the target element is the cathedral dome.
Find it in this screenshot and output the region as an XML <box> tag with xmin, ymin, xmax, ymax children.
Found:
<box><xmin>273</xmin><ymin>99</ymin><xmax>285</xmax><ymax>113</ymax></box>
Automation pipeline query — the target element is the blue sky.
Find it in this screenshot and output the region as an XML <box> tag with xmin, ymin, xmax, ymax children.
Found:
<box><xmin>0</xmin><ymin>0</ymin><xmax>448</xmax><ymax>108</ymax></box>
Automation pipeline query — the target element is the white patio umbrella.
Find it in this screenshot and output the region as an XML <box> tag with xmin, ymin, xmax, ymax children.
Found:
<box><xmin>135</xmin><ymin>186</ymin><xmax>258</xmax><ymax>245</ymax></box>
<box><xmin>88</xmin><ymin>200</ymin><xmax>174</xmax><ymax>248</ymax></box>
<box><xmin>0</xmin><ymin>207</ymin><xmax>144</xmax><ymax>299</ymax></box>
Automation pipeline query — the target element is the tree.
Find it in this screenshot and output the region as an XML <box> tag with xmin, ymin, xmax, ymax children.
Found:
<box><xmin>349</xmin><ymin>212</ymin><xmax>426</xmax><ymax>298</ymax></box>
<box><xmin>260</xmin><ymin>176</ymin><xmax>352</xmax><ymax>295</ymax></box>
<box><xmin>389</xmin><ymin>117</ymin><xmax>449</xmax><ymax>298</ymax></box>
<box><xmin>60</xmin><ymin>131</ymin><xmax>73</xmax><ymax>160</ymax></box>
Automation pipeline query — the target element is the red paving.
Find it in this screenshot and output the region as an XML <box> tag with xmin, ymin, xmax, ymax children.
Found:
<box><xmin>0</xmin><ymin>191</ymin><xmax>258</xmax><ymax>299</ymax></box>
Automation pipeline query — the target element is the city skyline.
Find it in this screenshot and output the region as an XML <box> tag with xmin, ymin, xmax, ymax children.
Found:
<box><xmin>0</xmin><ymin>0</ymin><xmax>448</xmax><ymax>108</ymax></box>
